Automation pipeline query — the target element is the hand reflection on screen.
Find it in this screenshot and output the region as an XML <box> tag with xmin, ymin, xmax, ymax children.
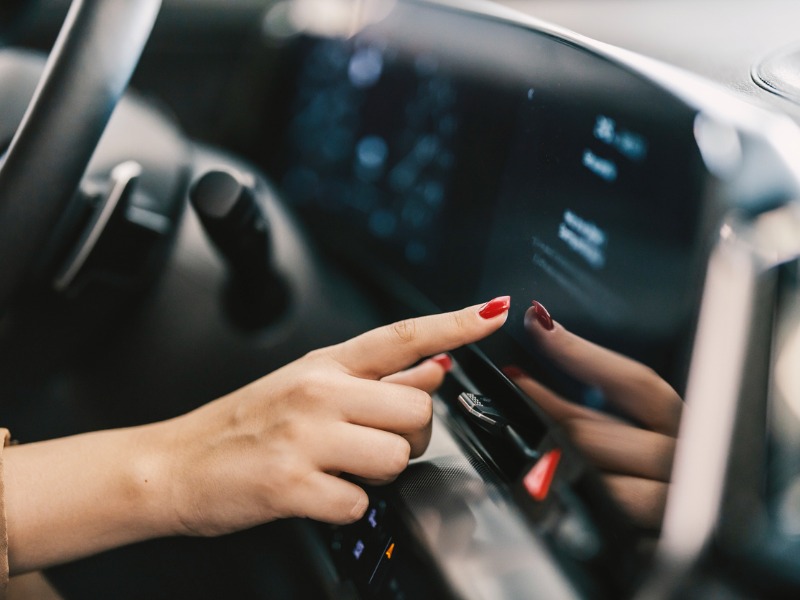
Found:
<box><xmin>505</xmin><ymin>301</ymin><xmax>684</xmax><ymax>529</ymax></box>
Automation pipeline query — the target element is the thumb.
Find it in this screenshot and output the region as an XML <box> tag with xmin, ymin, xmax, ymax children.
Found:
<box><xmin>329</xmin><ymin>296</ymin><xmax>510</xmax><ymax>380</ymax></box>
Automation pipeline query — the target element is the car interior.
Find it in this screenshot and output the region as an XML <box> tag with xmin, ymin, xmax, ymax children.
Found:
<box><xmin>2</xmin><ymin>0</ymin><xmax>800</xmax><ymax>598</ymax></box>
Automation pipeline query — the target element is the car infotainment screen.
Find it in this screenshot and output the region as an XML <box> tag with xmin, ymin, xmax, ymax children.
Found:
<box><xmin>265</xmin><ymin>0</ymin><xmax>713</xmax><ymax>397</ymax></box>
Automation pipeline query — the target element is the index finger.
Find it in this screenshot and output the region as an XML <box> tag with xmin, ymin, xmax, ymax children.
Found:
<box><xmin>329</xmin><ymin>297</ymin><xmax>510</xmax><ymax>379</ymax></box>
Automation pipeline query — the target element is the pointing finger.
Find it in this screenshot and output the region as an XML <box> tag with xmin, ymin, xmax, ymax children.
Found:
<box><xmin>329</xmin><ymin>297</ymin><xmax>510</xmax><ymax>380</ymax></box>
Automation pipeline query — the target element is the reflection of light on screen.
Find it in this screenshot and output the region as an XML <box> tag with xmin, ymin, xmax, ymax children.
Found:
<box><xmin>559</xmin><ymin>225</ymin><xmax>605</xmax><ymax>268</ymax></box>
<box><xmin>593</xmin><ymin>115</ymin><xmax>648</xmax><ymax>162</ymax></box>
<box><xmin>349</xmin><ymin>47</ymin><xmax>383</xmax><ymax>88</ymax></box>
<box><xmin>531</xmin><ymin>237</ymin><xmax>626</xmax><ymax>321</ymax></box>
<box><xmin>355</xmin><ymin>135</ymin><xmax>389</xmax><ymax>183</ymax></box>
<box><xmin>564</xmin><ymin>210</ymin><xmax>606</xmax><ymax>245</ymax></box>
<box><xmin>357</xmin><ymin>136</ymin><xmax>389</xmax><ymax>169</ymax></box>
<box><xmin>693</xmin><ymin>113</ymin><xmax>742</xmax><ymax>178</ymax></box>
<box><xmin>582</xmin><ymin>149</ymin><xmax>617</xmax><ymax>182</ymax></box>
<box><xmin>559</xmin><ymin>210</ymin><xmax>607</xmax><ymax>269</ymax></box>
<box><xmin>594</xmin><ymin>115</ymin><xmax>615</xmax><ymax>144</ymax></box>
<box><xmin>389</xmin><ymin>136</ymin><xmax>441</xmax><ymax>192</ymax></box>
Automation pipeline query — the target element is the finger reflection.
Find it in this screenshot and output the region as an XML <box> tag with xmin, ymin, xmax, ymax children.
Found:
<box><xmin>502</xmin><ymin>301</ymin><xmax>684</xmax><ymax>529</ymax></box>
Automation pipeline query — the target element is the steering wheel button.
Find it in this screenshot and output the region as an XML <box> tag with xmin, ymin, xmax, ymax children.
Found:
<box><xmin>523</xmin><ymin>449</ymin><xmax>562</xmax><ymax>502</ymax></box>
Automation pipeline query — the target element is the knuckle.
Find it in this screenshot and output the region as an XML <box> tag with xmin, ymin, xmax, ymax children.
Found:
<box><xmin>450</xmin><ymin>309</ymin><xmax>468</xmax><ymax>335</ymax></box>
<box><xmin>407</xmin><ymin>391</ymin><xmax>433</xmax><ymax>430</ymax></box>
<box><xmin>292</xmin><ymin>370</ymin><xmax>331</xmax><ymax>404</ymax></box>
<box><xmin>272</xmin><ymin>456</ymin><xmax>303</xmax><ymax>488</ymax></box>
<box><xmin>390</xmin><ymin>318</ymin><xmax>418</xmax><ymax>344</ymax></box>
<box><xmin>386</xmin><ymin>437</ymin><xmax>412</xmax><ymax>474</ymax></box>
<box><xmin>301</xmin><ymin>347</ymin><xmax>336</xmax><ymax>368</ymax></box>
<box><xmin>345</xmin><ymin>489</ymin><xmax>369</xmax><ymax>523</ymax></box>
<box><xmin>272</xmin><ymin>417</ymin><xmax>304</xmax><ymax>446</ymax></box>
<box><xmin>303</xmin><ymin>347</ymin><xmax>327</xmax><ymax>361</ymax></box>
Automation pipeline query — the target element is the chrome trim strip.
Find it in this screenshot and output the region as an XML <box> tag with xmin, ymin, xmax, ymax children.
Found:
<box><xmin>53</xmin><ymin>160</ymin><xmax>142</xmax><ymax>292</ymax></box>
<box><xmin>638</xmin><ymin>203</ymin><xmax>800</xmax><ymax>598</ymax></box>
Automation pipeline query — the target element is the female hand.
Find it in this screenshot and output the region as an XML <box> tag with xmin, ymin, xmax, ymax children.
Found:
<box><xmin>143</xmin><ymin>296</ymin><xmax>513</xmax><ymax>536</ymax></box>
<box><xmin>5</xmin><ymin>297</ymin><xmax>511</xmax><ymax>573</ymax></box>
<box><xmin>505</xmin><ymin>301</ymin><xmax>683</xmax><ymax>529</ymax></box>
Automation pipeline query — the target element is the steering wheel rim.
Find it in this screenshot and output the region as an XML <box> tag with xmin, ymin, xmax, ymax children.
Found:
<box><xmin>0</xmin><ymin>0</ymin><xmax>161</xmax><ymax>311</ymax></box>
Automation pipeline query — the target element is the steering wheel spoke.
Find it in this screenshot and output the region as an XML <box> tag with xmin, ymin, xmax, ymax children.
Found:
<box><xmin>0</xmin><ymin>0</ymin><xmax>161</xmax><ymax>310</ymax></box>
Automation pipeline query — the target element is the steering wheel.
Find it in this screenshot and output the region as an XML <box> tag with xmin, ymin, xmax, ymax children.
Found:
<box><xmin>0</xmin><ymin>0</ymin><xmax>161</xmax><ymax>312</ymax></box>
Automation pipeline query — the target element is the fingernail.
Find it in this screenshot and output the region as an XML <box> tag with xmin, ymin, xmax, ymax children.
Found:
<box><xmin>531</xmin><ymin>300</ymin><xmax>554</xmax><ymax>331</ymax></box>
<box><xmin>478</xmin><ymin>296</ymin><xmax>511</xmax><ymax>319</ymax></box>
<box><xmin>501</xmin><ymin>365</ymin><xmax>525</xmax><ymax>379</ymax></box>
<box><xmin>431</xmin><ymin>353</ymin><xmax>453</xmax><ymax>372</ymax></box>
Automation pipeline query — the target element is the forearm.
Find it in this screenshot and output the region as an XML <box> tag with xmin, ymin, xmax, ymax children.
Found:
<box><xmin>3</xmin><ymin>421</ymin><xmax>177</xmax><ymax>574</ymax></box>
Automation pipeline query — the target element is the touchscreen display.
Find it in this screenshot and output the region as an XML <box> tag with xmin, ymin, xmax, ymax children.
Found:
<box><xmin>267</xmin><ymin>1</ymin><xmax>712</xmax><ymax>396</ymax></box>
<box><xmin>474</xmin><ymin>40</ymin><xmax>710</xmax><ymax>395</ymax></box>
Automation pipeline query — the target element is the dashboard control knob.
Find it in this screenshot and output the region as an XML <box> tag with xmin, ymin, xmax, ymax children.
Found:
<box><xmin>458</xmin><ymin>392</ymin><xmax>539</xmax><ymax>460</ymax></box>
<box><xmin>190</xmin><ymin>168</ymin><xmax>288</xmax><ymax>329</ymax></box>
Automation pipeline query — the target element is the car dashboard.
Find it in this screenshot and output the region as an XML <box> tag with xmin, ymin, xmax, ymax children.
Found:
<box><xmin>3</xmin><ymin>1</ymin><xmax>800</xmax><ymax>599</ymax></box>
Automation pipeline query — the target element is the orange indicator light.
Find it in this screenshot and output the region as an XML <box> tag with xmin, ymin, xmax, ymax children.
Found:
<box><xmin>385</xmin><ymin>542</ymin><xmax>395</xmax><ymax>560</ymax></box>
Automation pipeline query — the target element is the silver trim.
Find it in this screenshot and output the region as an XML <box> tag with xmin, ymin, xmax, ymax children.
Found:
<box><xmin>638</xmin><ymin>203</ymin><xmax>800</xmax><ymax>598</ymax></box>
<box><xmin>53</xmin><ymin>160</ymin><xmax>142</xmax><ymax>292</ymax></box>
<box><xmin>751</xmin><ymin>43</ymin><xmax>800</xmax><ymax>106</ymax></box>
<box><xmin>457</xmin><ymin>392</ymin><xmax>499</xmax><ymax>426</ymax></box>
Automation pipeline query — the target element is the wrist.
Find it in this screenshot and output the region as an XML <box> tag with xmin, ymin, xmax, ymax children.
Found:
<box><xmin>126</xmin><ymin>419</ymin><xmax>187</xmax><ymax>539</ymax></box>
<box><xmin>5</xmin><ymin>422</ymin><xmax>190</xmax><ymax>573</ymax></box>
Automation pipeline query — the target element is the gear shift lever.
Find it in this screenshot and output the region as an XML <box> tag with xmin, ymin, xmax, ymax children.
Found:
<box><xmin>190</xmin><ymin>168</ymin><xmax>288</xmax><ymax>329</ymax></box>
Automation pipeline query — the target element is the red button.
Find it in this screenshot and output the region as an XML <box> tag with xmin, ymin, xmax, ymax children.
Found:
<box><xmin>523</xmin><ymin>449</ymin><xmax>562</xmax><ymax>501</ymax></box>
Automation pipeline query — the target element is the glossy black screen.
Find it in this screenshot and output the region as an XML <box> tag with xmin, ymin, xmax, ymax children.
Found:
<box><xmin>266</xmin><ymin>0</ymin><xmax>712</xmax><ymax>396</ymax></box>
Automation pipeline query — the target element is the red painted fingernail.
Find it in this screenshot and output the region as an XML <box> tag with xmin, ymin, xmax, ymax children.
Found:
<box><xmin>478</xmin><ymin>296</ymin><xmax>511</xmax><ymax>319</ymax></box>
<box><xmin>501</xmin><ymin>365</ymin><xmax>526</xmax><ymax>379</ymax></box>
<box><xmin>431</xmin><ymin>353</ymin><xmax>453</xmax><ymax>372</ymax></box>
<box><xmin>531</xmin><ymin>300</ymin><xmax>554</xmax><ymax>331</ymax></box>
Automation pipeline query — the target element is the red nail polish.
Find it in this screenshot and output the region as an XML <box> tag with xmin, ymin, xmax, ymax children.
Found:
<box><xmin>478</xmin><ymin>296</ymin><xmax>511</xmax><ymax>319</ymax></box>
<box><xmin>531</xmin><ymin>300</ymin><xmax>554</xmax><ymax>331</ymax></box>
<box><xmin>431</xmin><ymin>353</ymin><xmax>453</xmax><ymax>372</ymax></box>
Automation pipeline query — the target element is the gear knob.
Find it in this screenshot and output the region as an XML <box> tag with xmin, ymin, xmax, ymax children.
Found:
<box><xmin>190</xmin><ymin>168</ymin><xmax>288</xmax><ymax>329</ymax></box>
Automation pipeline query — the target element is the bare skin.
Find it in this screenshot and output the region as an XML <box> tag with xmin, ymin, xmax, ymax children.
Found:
<box><xmin>504</xmin><ymin>304</ymin><xmax>683</xmax><ymax>529</ymax></box>
<box><xmin>4</xmin><ymin>299</ymin><xmax>509</xmax><ymax>574</ymax></box>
